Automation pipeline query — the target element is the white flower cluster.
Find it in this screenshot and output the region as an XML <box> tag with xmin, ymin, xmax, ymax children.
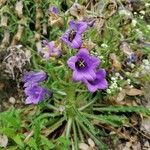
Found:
<box><xmin>140</xmin><ymin>59</ymin><xmax>150</xmax><ymax>75</ymax></box>
<box><xmin>106</xmin><ymin>73</ymin><xmax>123</xmax><ymax>94</ymax></box>
<box><xmin>91</xmin><ymin>51</ymin><xmax>105</xmax><ymax>63</ymax></box>
<box><xmin>134</xmin><ymin>59</ymin><xmax>150</xmax><ymax>77</ymax></box>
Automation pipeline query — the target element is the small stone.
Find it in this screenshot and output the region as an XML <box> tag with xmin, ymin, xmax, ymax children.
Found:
<box><xmin>144</xmin><ymin>141</ymin><xmax>149</xmax><ymax>147</ymax></box>
<box><xmin>0</xmin><ymin>134</ymin><xmax>8</xmax><ymax>148</ymax></box>
<box><xmin>9</xmin><ymin>97</ymin><xmax>16</xmax><ymax>104</ymax></box>
<box><xmin>88</xmin><ymin>138</ymin><xmax>95</xmax><ymax>147</ymax></box>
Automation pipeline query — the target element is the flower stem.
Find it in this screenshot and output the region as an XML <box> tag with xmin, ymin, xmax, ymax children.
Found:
<box><xmin>66</xmin><ymin>118</ymin><xmax>72</xmax><ymax>138</ymax></box>
<box><xmin>65</xmin><ymin>83</ymin><xmax>76</xmax><ymax>118</ymax></box>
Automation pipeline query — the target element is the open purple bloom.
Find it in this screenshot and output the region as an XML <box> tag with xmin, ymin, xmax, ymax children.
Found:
<box><xmin>23</xmin><ymin>71</ymin><xmax>47</xmax><ymax>87</ymax></box>
<box><xmin>61</xmin><ymin>20</ymin><xmax>88</xmax><ymax>49</ymax></box>
<box><xmin>67</xmin><ymin>48</ymin><xmax>100</xmax><ymax>81</ymax></box>
<box><xmin>41</xmin><ymin>40</ymin><xmax>61</xmax><ymax>59</ymax></box>
<box><xmin>49</xmin><ymin>6</ymin><xmax>59</xmax><ymax>14</ymax></box>
<box><xmin>83</xmin><ymin>69</ymin><xmax>108</xmax><ymax>92</ymax></box>
<box><xmin>25</xmin><ymin>84</ymin><xmax>52</xmax><ymax>104</ymax></box>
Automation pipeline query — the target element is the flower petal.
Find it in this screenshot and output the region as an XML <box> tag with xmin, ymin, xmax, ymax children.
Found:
<box><xmin>77</xmin><ymin>21</ymin><xmax>88</xmax><ymax>34</ymax></box>
<box><xmin>23</xmin><ymin>71</ymin><xmax>47</xmax><ymax>87</ymax></box>
<box><xmin>71</xmin><ymin>34</ymin><xmax>82</xmax><ymax>49</ymax></box>
<box><xmin>67</xmin><ymin>56</ymin><xmax>77</xmax><ymax>70</ymax></box>
<box><xmin>72</xmin><ymin>70</ymin><xmax>96</xmax><ymax>81</ymax></box>
<box><xmin>97</xmin><ymin>78</ymin><xmax>108</xmax><ymax>89</ymax></box>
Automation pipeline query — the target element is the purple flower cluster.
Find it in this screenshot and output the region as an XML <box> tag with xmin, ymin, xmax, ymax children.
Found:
<box><xmin>67</xmin><ymin>49</ymin><xmax>108</xmax><ymax>92</ymax></box>
<box><xmin>23</xmin><ymin>71</ymin><xmax>52</xmax><ymax>104</ymax></box>
<box><xmin>37</xmin><ymin>6</ymin><xmax>108</xmax><ymax>93</ymax></box>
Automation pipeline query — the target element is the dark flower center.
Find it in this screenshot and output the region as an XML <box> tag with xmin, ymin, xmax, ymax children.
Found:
<box><xmin>75</xmin><ymin>58</ymin><xmax>87</xmax><ymax>71</ymax></box>
<box><xmin>68</xmin><ymin>29</ymin><xmax>77</xmax><ymax>42</ymax></box>
<box><xmin>88</xmin><ymin>78</ymin><xmax>99</xmax><ymax>85</ymax></box>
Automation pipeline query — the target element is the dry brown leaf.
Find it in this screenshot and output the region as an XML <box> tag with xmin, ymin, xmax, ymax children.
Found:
<box><xmin>141</xmin><ymin>118</ymin><xmax>150</xmax><ymax>133</ymax></box>
<box><xmin>0</xmin><ymin>83</ymin><xmax>4</xmax><ymax>90</ymax></box>
<box><xmin>69</xmin><ymin>3</ymin><xmax>86</xmax><ymax>20</ymax></box>
<box><xmin>116</xmin><ymin>89</ymin><xmax>126</xmax><ymax>101</ymax></box>
<box><xmin>110</xmin><ymin>53</ymin><xmax>122</xmax><ymax>71</ymax></box>
<box><xmin>125</xmin><ymin>88</ymin><xmax>143</xmax><ymax>96</ymax></box>
<box><xmin>119</xmin><ymin>41</ymin><xmax>133</xmax><ymax>56</ymax></box>
<box><xmin>79</xmin><ymin>143</ymin><xmax>89</xmax><ymax>150</ymax></box>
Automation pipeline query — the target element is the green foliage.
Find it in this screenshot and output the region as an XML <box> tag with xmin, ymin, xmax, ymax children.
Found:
<box><xmin>94</xmin><ymin>106</ymin><xmax>150</xmax><ymax>116</ymax></box>
<box><xmin>1</xmin><ymin>0</ymin><xmax>150</xmax><ymax>149</ymax></box>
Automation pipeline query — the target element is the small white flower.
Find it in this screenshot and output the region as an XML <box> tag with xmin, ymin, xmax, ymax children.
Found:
<box><xmin>140</xmin><ymin>11</ymin><xmax>145</xmax><ymax>15</ymax></box>
<box><xmin>134</xmin><ymin>72</ymin><xmax>139</xmax><ymax>77</ymax></box>
<box><xmin>145</xmin><ymin>3</ymin><xmax>150</xmax><ymax>7</ymax></box>
<box><xmin>145</xmin><ymin>66</ymin><xmax>150</xmax><ymax>70</ymax></box>
<box><xmin>107</xmin><ymin>89</ymin><xmax>112</xmax><ymax>94</ymax></box>
<box><xmin>130</xmin><ymin>63</ymin><xmax>135</xmax><ymax>68</ymax></box>
<box><xmin>142</xmin><ymin>59</ymin><xmax>149</xmax><ymax>65</ymax></box>
<box><xmin>111</xmin><ymin>77</ymin><xmax>116</xmax><ymax>81</ymax></box>
<box><xmin>113</xmin><ymin>83</ymin><xmax>118</xmax><ymax>88</ymax></box>
<box><xmin>119</xmin><ymin>87</ymin><xmax>122</xmax><ymax>91</ymax></box>
<box><xmin>147</xmin><ymin>25</ymin><xmax>150</xmax><ymax>30</ymax></box>
<box><xmin>141</xmin><ymin>64</ymin><xmax>145</xmax><ymax>69</ymax></box>
<box><xmin>115</xmin><ymin>72</ymin><xmax>120</xmax><ymax>77</ymax></box>
<box><xmin>131</xmin><ymin>19</ymin><xmax>137</xmax><ymax>27</ymax></box>
<box><xmin>99</xmin><ymin>55</ymin><xmax>104</xmax><ymax>59</ymax></box>
<box><xmin>127</xmin><ymin>79</ymin><xmax>131</xmax><ymax>84</ymax></box>
<box><xmin>140</xmin><ymin>15</ymin><xmax>144</xmax><ymax>19</ymax></box>
<box><xmin>101</xmin><ymin>43</ymin><xmax>108</xmax><ymax>48</ymax></box>
<box><xmin>110</xmin><ymin>85</ymin><xmax>114</xmax><ymax>89</ymax></box>
<box><xmin>125</xmin><ymin>72</ymin><xmax>130</xmax><ymax>76</ymax></box>
<box><xmin>120</xmin><ymin>76</ymin><xmax>124</xmax><ymax>80</ymax></box>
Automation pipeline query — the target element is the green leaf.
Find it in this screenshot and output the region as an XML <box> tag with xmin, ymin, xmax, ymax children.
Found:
<box><xmin>40</xmin><ymin>135</ymin><xmax>55</xmax><ymax>149</ymax></box>
<box><xmin>83</xmin><ymin>112</ymin><xmax>128</xmax><ymax>127</ymax></box>
<box><xmin>55</xmin><ymin>136</ymin><xmax>70</xmax><ymax>150</ymax></box>
<box><xmin>27</xmin><ymin>137</ymin><xmax>38</xmax><ymax>150</ymax></box>
<box><xmin>13</xmin><ymin>135</ymin><xmax>24</xmax><ymax>148</ymax></box>
<box><xmin>94</xmin><ymin>106</ymin><xmax>150</xmax><ymax>116</ymax></box>
<box><xmin>76</xmin><ymin>118</ymin><xmax>108</xmax><ymax>150</ymax></box>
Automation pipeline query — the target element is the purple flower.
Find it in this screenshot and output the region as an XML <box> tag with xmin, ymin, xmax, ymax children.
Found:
<box><xmin>61</xmin><ymin>20</ymin><xmax>88</xmax><ymax>49</ymax></box>
<box><xmin>67</xmin><ymin>48</ymin><xmax>100</xmax><ymax>81</ymax></box>
<box><xmin>23</xmin><ymin>71</ymin><xmax>47</xmax><ymax>87</ymax></box>
<box><xmin>83</xmin><ymin>69</ymin><xmax>108</xmax><ymax>92</ymax></box>
<box><xmin>25</xmin><ymin>84</ymin><xmax>52</xmax><ymax>104</ymax></box>
<box><xmin>49</xmin><ymin>6</ymin><xmax>59</xmax><ymax>14</ymax></box>
<box><xmin>41</xmin><ymin>40</ymin><xmax>61</xmax><ymax>59</ymax></box>
<box><xmin>126</xmin><ymin>53</ymin><xmax>137</xmax><ymax>64</ymax></box>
